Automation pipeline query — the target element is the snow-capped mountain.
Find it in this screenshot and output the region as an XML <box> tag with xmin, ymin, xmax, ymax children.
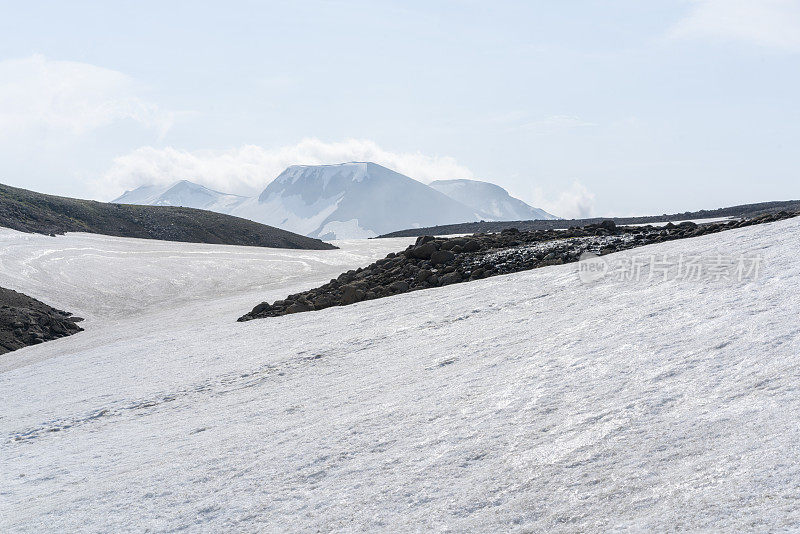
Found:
<box><xmin>114</xmin><ymin>180</ymin><xmax>249</xmax><ymax>212</ymax></box>
<box><xmin>429</xmin><ymin>178</ymin><xmax>558</xmax><ymax>221</ymax></box>
<box><xmin>252</xmin><ymin>162</ymin><xmax>481</xmax><ymax>239</ymax></box>
<box><xmin>114</xmin><ymin>163</ymin><xmax>557</xmax><ymax>239</ymax></box>
<box><xmin>115</xmin><ymin>163</ymin><xmax>483</xmax><ymax>239</ymax></box>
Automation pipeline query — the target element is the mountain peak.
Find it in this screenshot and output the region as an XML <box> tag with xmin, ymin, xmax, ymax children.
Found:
<box><xmin>114</xmin><ymin>180</ymin><xmax>246</xmax><ymax>210</ymax></box>
<box><xmin>275</xmin><ymin>162</ymin><xmax>382</xmax><ymax>188</ymax></box>
<box><xmin>429</xmin><ymin>178</ymin><xmax>558</xmax><ymax>220</ymax></box>
<box><xmin>256</xmin><ymin>162</ymin><xmax>480</xmax><ymax>238</ymax></box>
<box><xmin>113</xmin><ymin>163</ymin><xmax>558</xmax><ymax>239</ymax></box>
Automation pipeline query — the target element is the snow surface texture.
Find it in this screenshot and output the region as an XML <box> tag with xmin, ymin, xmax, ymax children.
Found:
<box><xmin>3</xmin><ymin>219</ymin><xmax>800</xmax><ymax>531</ymax></box>
<box><xmin>114</xmin><ymin>163</ymin><xmax>556</xmax><ymax>240</ymax></box>
<box><xmin>429</xmin><ymin>178</ymin><xmax>558</xmax><ymax>221</ymax></box>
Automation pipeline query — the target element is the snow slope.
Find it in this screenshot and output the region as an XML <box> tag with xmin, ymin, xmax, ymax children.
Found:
<box><xmin>2</xmin><ymin>218</ymin><xmax>800</xmax><ymax>531</ymax></box>
<box><xmin>429</xmin><ymin>178</ymin><xmax>559</xmax><ymax>220</ymax></box>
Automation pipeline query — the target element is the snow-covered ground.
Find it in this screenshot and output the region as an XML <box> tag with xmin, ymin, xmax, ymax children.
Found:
<box><xmin>0</xmin><ymin>230</ymin><xmax>413</xmax><ymax>371</ymax></box>
<box><xmin>2</xmin><ymin>218</ymin><xmax>800</xmax><ymax>532</ymax></box>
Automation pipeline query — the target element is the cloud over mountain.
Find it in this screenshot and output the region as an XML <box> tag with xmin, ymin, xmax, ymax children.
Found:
<box><xmin>101</xmin><ymin>139</ymin><xmax>476</xmax><ymax>199</ymax></box>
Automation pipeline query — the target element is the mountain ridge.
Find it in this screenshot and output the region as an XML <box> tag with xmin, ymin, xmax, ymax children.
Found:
<box><xmin>428</xmin><ymin>178</ymin><xmax>558</xmax><ymax>221</ymax></box>
<box><xmin>115</xmin><ymin>162</ymin><xmax>557</xmax><ymax>239</ymax></box>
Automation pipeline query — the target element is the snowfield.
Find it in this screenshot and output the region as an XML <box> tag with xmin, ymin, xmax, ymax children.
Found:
<box><xmin>2</xmin><ymin>218</ymin><xmax>800</xmax><ymax>532</ymax></box>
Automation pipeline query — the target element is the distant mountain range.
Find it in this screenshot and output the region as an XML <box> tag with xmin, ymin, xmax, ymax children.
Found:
<box><xmin>114</xmin><ymin>162</ymin><xmax>558</xmax><ymax>239</ymax></box>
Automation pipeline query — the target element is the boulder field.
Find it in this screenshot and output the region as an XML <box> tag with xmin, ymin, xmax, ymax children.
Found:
<box><xmin>0</xmin><ymin>287</ymin><xmax>84</xmax><ymax>354</ymax></box>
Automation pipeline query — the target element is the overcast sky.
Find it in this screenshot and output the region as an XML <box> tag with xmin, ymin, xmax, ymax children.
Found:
<box><xmin>1</xmin><ymin>0</ymin><xmax>798</xmax><ymax>217</ymax></box>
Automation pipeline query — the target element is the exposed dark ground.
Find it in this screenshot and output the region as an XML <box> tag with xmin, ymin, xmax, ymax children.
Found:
<box><xmin>239</xmin><ymin>210</ymin><xmax>799</xmax><ymax>321</ymax></box>
<box><xmin>377</xmin><ymin>199</ymin><xmax>800</xmax><ymax>238</ymax></box>
<box><xmin>0</xmin><ymin>182</ymin><xmax>336</xmax><ymax>250</ymax></box>
<box><xmin>0</xmin><ymin>287</ymin><xmax>84</xmax><ymax>355</ymax></box>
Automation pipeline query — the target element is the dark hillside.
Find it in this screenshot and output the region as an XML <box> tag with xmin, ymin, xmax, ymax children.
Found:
<box><xmin>0</xmin><ymin>183</ymin><xmax>336</xmax><ymax>250</ymax></box>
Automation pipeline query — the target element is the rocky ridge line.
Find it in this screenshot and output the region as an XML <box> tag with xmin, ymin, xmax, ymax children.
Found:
<box><xmin>238</xmin><ymin>211</ymin><xmax>799</xmax><ymax>321</ymax></box>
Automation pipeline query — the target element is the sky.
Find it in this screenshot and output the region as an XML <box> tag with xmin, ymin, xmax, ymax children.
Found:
<box><xmin>1</xmin><ymin>0</ymin><xmax>798</xmax><ymax>218</ymax></box>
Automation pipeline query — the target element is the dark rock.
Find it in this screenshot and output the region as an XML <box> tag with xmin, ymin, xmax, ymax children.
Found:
<box><xmin>410</xmin><ymin>242</ymin><xmax>438</xmax><ymax>260</ymax></box>
<box><xmin>463</xmin><ymin>240</ymin><xmax>480</xmax><ymax>252</ymax></box>
<box><xmin>252</xmin><ymin>302</ymin><xmax>271</xmax><ymax>315</ymax></box>
<box><xmin>285</xmin><ymin>300</ymin><xmax>313</xmax><ymax>314</ymax></box>
<box><xmin>389</xmin><ymin>281</ymin><xmax>409</xmax><ymax>292</ymax></box>
<box><xmin>417</xmin><ymin>269</ymin><xmax>433</xmax><ymax>282</ymax></box>
<box><xmin>430</xmin><ymin>250</ymin><xmax>455</xmax><ymax>265</ymax></box>
<box><xmin>340</xmin><ymin>285</ymin><xmax>365</xmax><ymax>305</ymax></box>
<box><xmin>312</xmin><ymin>294</ymin><xmax>335</xmax><ymax>309</ymax></box>
<box><xmin>440</xmin><ymin>272</ymin><xmax>463</xmax><ymax>285</ymax></box>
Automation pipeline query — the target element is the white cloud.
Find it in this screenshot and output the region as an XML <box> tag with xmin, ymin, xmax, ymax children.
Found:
<box><xmin>100</xmin><ymin>138</ymin><xmax>476</xmax><ymax>198</ymax></box>
<box><xmin>0</xmin><ymin>55</ymin><xmax>173</xmax><ymax>139</ymax></box>
<box><xmin>669</xmin><ymin>0</ymin><xmax>800</xmax><ymax>51</ymax></box>
<box><xmin>532</xmin><ymin>181</ymin><xmax>596</xmax><ymax>219</ymax></box>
